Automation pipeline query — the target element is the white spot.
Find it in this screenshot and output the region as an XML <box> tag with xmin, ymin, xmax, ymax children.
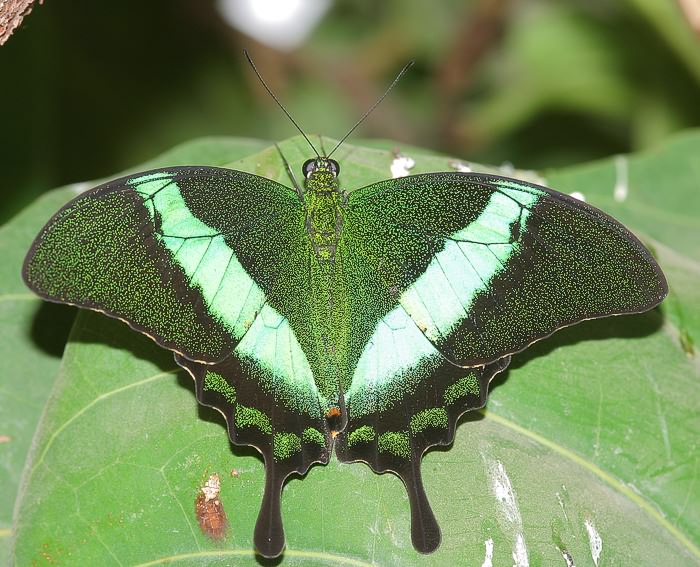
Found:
<box><xmin>70</xmin><ymin>181</ymin><xmax>93</xmax><ymax>194</ymax></box>
<box><xmin>216</xmin><ymin>0</ymin><xmax>331</xmax><ymax>51</ymax></box>
<box><xmin>449</xmin><ymin>159</ymin><xmax>472</xmax><ymax>172</ymax></box>
<box><xmin>201</xmin><ymin>473</ymin><xmax>221</xmax><ymax>502</ymax></box>
<box><xmin>584</xmin><ymin>519</ymin><xmax>603</xmax><ymax>566</ymax></box>
<box><xmin>559</xmin><ymin>547</ymin><xmax>576</xmax><ymax>567</ymax></box>
<box><xmin>556</xmin><ymin>491</ymin><xmax>569</xmax><ymax>523</ymax></box>
<box><xmin>481</xmin><ymin>538</ymin><xmax>494</xmax><ymax>567</ymax></box>
<box><xmin>499</xmin><ymin>161</ymin><xmax>515</xmax><ymax>175</ymax></box>
<box><xmin>613</xmin><ymin>155</ymin><xmax>628</xmax><ymax>202</ymax></box>
<box><xmin>646</xmin><ymin>370</ymin><xmax>672</xmax><ymax>463</ymax></box>
<box><xmin>569</xmin><ymin>191</ymin><xmax>586</xmax><ymax>202</ymax></box>
<box><xmin>486</xmin><ymin>459</ymin><xmax>529</xmax><ymax>567</ymax></box>
<box><xmin>513</xmin><ymin>534</ymin><xmax>529</xmax><ymax>567</ymax></box>
<box><xmin>390</xmin><ymin>154</ymin><xmax>415</xmax><ymax>178</ymax></box>
<box><xmin>490</xmin><ymin>460</ymin><xmax>521</xmax><ymax>524</ymax></box>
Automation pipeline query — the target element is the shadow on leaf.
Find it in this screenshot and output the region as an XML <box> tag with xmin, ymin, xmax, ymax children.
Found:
<box><xmin>29</xmin><ymin>301</ymin><xmax>75</xmax><ymax>358</ymax></box>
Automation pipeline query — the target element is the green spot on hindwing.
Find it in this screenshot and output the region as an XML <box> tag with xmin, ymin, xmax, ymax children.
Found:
<box><xmin>347</xmin><ymin>425</ymin><xmax>376</xmax><ymax>447</ymax></box>
<box><xmin>203</xmin><ymin>371</ymin><xmax>236</xmax><ymax>404</ymax></box>
<box><xmin>377</xmin><ymin>431</ymin><xmax>410</xmax><ymax>459</ymax></box>
<box><xmin>302</xmin><ymin>427</ymin><xmax>326</xmax><ymax>447</ymax></box>
<box><xmin>443</xmin><ymin>374</ymin><xmax>480</xmax><ymax>406</ymax></box>
<box><xmin>410</xmin><ymin>408</ymin><xmax>449</xmax><ymax>435</ymax></box>
<box><xmin>234</xmin><ymin>405</ymin><xmax>272</xmax><ymax>435</ymax></box>
<box><xmin>273</xmin><ymin>433</ymin><xmax>302</xmax><ymax>460</ymax></box>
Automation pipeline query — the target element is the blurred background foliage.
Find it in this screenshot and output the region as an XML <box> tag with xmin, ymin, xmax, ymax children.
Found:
<box><xmin>1</xmin><ymin>0</ymin><xmax>699</xmax><ymax>224</ymax></box>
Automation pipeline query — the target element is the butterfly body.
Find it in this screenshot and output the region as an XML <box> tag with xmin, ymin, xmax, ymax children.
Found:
<box><xmin>23</xmin><ymin>141</ymin><xmax>667</xmax><ymax>558</ymax></box>
<box><xmin>303</xmin><ymin>158</ymin><xmax>345</xmax><ymax>262</ymax></box>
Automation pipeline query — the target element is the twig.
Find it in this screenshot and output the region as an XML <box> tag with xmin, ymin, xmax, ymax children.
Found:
<box><xmin>0</xmin><ymin>0</ymin><xmax>42</xmax><ymax>46</ymax></box>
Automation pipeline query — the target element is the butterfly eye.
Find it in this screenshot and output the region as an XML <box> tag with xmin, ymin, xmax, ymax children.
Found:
<box><xmin>302</xmin><ymin>159</ymin><xmax>316</xmax><ymax>178</ymax></box>
<box><xmin>329</xmin><ymin>159</ymin><xmax>340</xmax><ymax>177</ymax></box>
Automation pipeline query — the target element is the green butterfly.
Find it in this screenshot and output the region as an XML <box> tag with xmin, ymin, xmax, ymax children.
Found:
<box><xmin>22</xmin><ymin>61</ymin><xmax>667</xmax><ymax>559</ymax></box>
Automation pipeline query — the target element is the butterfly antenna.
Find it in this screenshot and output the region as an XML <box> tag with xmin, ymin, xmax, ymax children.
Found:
<box><xmin>244</xmin><ymin>49</ymin><xmax>320</xmax><ymax>158</ymax></box>
<box><xmin>327</xmin><ymin>60</ymin><xmax>415</xmax><ymax>159</ymax></box>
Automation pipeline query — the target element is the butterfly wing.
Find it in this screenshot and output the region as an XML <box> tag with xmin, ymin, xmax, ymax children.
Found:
<box><xmin>176</xmin><ymin>354</ymin><xmax>330</xmax><ymax>558</ymax></box>
<box><xmin>22</xmin><ymin>166</ymin><xmax>330</xmax><ymax>557</ymax></box>
<box><xmin>335</xmin><ymin>353</ymin><xmax>511</xmax><ymax>553</ymax></box>
<box><xmin>343</xmin><ymin>172</ymin><xmax>667</xmax><ymax>366</ymax></box>
<box><xmin>335</xmin><ymin>171</ymin><xmax>667</xmax><ymax>552</ymax></box>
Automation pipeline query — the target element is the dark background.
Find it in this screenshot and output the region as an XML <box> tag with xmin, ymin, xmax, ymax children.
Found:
<box><xmin>1</xmin><ymin>0</ymin><xmax>699</xmax><ymax>224</ymax></box>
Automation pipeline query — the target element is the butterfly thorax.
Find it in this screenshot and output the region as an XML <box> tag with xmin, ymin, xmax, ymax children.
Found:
<box><xmin>303</xmin><ymin>159</ymin><xmax>345</xmax><ymax>263</ymax></box>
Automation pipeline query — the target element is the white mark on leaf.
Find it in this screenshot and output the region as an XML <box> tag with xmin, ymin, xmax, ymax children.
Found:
<box><xmin>201</xmin><ymin>473</ymin><xmax>221</xmax><ymax>501</ymax></box>
<box><xmin>613</xmin><ymin>155</ymin><xmax>628</xmax><ymax>202</ymax></box>
<box><xmin>450</xmin><ymin>159</ymin><xmax>472</xmax><ymax>172</ymax></box>
<box><xmin>490</xmin><ymin>460</ymin><xmax>521</xmax><ymax>523</ymax></box>
<box><xmin>645</xmin><ymin>369</ymin><xmax>672</xmax><ymax>463</ymax></box>
<box><xmin>556</xmin><ymin>489</ymin><xmax>569</xmax><ymax>523</ymax></box>
<box><xmin>499</xmin><ymin>161</ymin><xmax>515</xmax><ymax>175</ymax></box>
<box><xmin>675</xmin><ymin>454</ymin><xmax>698</xmax><ymax>522</ymax></box>
<box><xmin>390</xmin><ymin>153</ymin><xmax>415</xmax><ymax>178</ymax></box>
<box><xmin>71</xmin><ymin>181</ymin><xmax>93</xmax><ymax>195</ymax></box>
<box><xmin>593</xmin><ymin>381</ymin><xmax>603</xmax><ymax>459</ymax></box>
<box><xmin>485</xmin><ymin>458</ymin><xmax>529</xmax><ymax>567</ymax></box>
<box><xmin>481</xmin><ymin>538</ymin><xmax>494</xmax><ymax>567</ymax></box>
<box><xmin>559</xmin><ymin>546</ymin><xmax>576</xmax><ymax>567</ymax></box>
<box><xmin>513</xmin><ymin>534</ymin><xmax>528</xmax><ymax>567</ymax></box>
<box><xmin>584</xmin><ymin>518</ymin><xmax>603</xmax><ymax>566</ymax></box>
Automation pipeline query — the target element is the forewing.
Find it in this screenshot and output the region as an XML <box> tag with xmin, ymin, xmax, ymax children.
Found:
<box><xmin>345</xmin><ymin>172</ymin><xmax>667</xmax><ymax>366</ymax></box>
<box><xmin>23</xmin><ymin>166</ymin><xmax>305</xmax><ymax>363</ymax></box>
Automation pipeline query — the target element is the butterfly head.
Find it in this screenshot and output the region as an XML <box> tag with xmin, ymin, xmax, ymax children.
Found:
<box><xmin>302</xmin><ymin>158</ymin><xmax>340</xmax><ymax>193</ymax></box>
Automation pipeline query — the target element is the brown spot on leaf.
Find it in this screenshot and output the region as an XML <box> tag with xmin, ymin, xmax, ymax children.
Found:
<box><xmin>195</xmin><ymin>473</ymin><xmax>228</xmax><ymax>541</ymax></box>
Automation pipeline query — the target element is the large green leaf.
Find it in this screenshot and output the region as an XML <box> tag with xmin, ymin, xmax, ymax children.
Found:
<box><xmin>5</xmin><ymin>133</ymin><xmax>699</xmax><ymax>565</ymax></box>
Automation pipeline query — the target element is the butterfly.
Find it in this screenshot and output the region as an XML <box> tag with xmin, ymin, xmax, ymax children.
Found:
<box><xmin>22</xmin><ymin>57</ymin><xmax>667</xmax><ymax>559</ymax></box>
